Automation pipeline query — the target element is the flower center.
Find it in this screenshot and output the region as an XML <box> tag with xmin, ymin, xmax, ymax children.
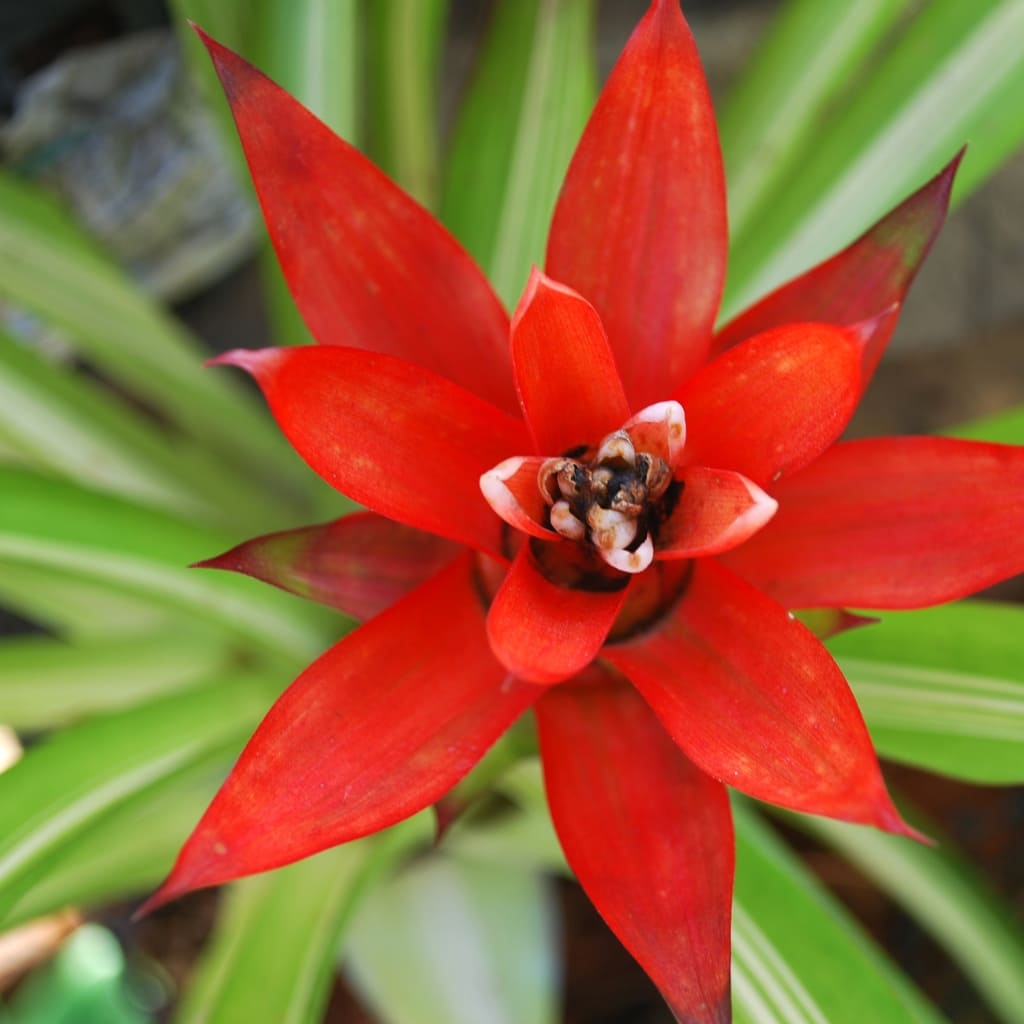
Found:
<box><xmin>538</xmin><ymin>428</ymin><xmax>675</xmax><ymax>574</ymax></box>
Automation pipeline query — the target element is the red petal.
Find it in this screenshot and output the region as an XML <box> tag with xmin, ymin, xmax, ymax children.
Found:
<box><xmin>486</xmin><ymin>545</ymin><xmax>629</xmax><ymax>684</ymax></box>
<box><xmin>195</xmin><ymin>513</ymin><xmax>461</xmax><ymax>620</ymax></box>
<box><xmin>714</xmin><ymin>152</ymin><xmax>962</xmax><ymax>381</ymax></box>
<box><xmin>656</xmin><ymin>466</ymin><xmax>777</xmax><ymax>559</ymax></box>
<box><xmin>195</xmin><ymin>30</ymin><xmax>515</xmax><ymax>412</ymax></box>
<box><xmin>676</xmin><ymin>322</ymin><xmax>861</xmax><ymax>487</ymax></box>
<box><xmin>510</xmin><ymin>270</ymin><xmax>630</xmax><ymax>454</ymax></box>
<box><xmin>213</xmin><ymin>347</ymin><xmax>528</xmax><ymax>558</ymax></box>
<box><xmin>722</xmin><ymin>437</ymin><xmax>1024</xmax><ymax>609</ymax></box>
<box><xmin>604</xmin><ymin>559</ymin><xmax>915</xmax><ymax>833</ymax></box>
<box><xmin>546</xmin><ymin>0</ymin><xmax>727</xmax><ymax>407</ymax></box>
<box><xmin>537</xmin><ymin>674</ymin><xmax>733</xmax><ymax>1024</ymax></box>
<box><xmin>623</xmin><ymin>401</ymin><xmax>687</xmax><ymax>469</ymax></box>
<box><xmin>479</xmin><ymin>456</ymin><xmax>558</xmax><ymax>541</ymax></box>
<box><xmin>142</xmin><ymin>554</ymin><xmax>540</xmax><ymax>911</ymax></box>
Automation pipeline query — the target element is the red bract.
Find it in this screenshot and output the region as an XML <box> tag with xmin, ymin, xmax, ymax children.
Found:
<box><xmin>143</xmin><ymin>3</ymin><xmax>1024</xmax><ymax>1020</ymax></box>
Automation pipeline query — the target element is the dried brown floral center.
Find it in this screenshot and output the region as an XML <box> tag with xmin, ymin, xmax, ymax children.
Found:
<box><xmin>537</xmin><ymin>429</ymin><xmax>673</xmax><ymax>574</ymax></box>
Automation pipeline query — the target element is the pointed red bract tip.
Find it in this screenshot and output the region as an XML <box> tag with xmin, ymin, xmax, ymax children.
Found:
<box><xmin>431</xmin><ymin>794</ymin><xmax>474</xmax><ymax>845</ymax></box>
<box><xmin>190</xmin><ymin>25</ymin><xmax>250</xmax><ymax>104</ymax></box>
<box><xmin>934</xmin><ymin>145</ymin><xmax>966</xmax><ymax>200</ymax></box>
<box><xmin>132</xmin><ymin>874</ymin><xmax>194</xmax><ymax>921</ymax></box>
<box><xmin>204</xmin><ymin>347</ymin><xmax>280</xmax><ymax>377</ymax></box>
<box><xmin>873</xmin><ymin>797</ymin><xmax>935</xmax><ymax>846</ymax></box>
<box><xmin>189</xmin><ymin>552</ymin><xmax>233</xmax><ymax>572</ymax></box>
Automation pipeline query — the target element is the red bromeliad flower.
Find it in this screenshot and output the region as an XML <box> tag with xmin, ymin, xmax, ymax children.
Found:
<box><xmin>144</xmin><ymin>3</ymin><xmax>1024</xmax><ymax>1020</ymax></box>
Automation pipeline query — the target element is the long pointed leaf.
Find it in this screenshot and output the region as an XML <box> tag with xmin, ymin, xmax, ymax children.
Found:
<box><xmin>0</xmin><ymin>675</ymin><xmax>277</xmax><ymax>923</ymax></box>
<box><xmin>0</xmin><ymin>172</ymin><xmax>304</xmax><ymax>499</ymax></box>
<box><xmin>367</xmin><ymin>0</ymin><xmax>448</xmax><ymax>208</ymax></box>
<box><xmin>719</xmin><ymin>0</ymin><xmax>914</xmax><ymax>239</ymax></box>
<box><xmin>724</xmin><ymin>0</ymin><xmax>1024</xmax><ymax>318</ymax></box>
<box><xmin>0</xmin><ymin>469</ymin><xmax>336</xmax><ymax>662</ymax></box>
<box><xmin>176</xmin><ymin>822</ymin><xmax>422</xmax><ymax>1024</ymax></box>
<box><xmin>829</xmin><ymin>601</ymin><xmax>1024</xmax><ymax>783</ymax></box>
<box><xmin>4</xmin><ymin>755</ymin><xmax>228</xmax><ymax>928</ymax></box>
<box><xmin>732</xmin><ymin>804</ymin><xmax>943</xmax><ymax>1024</ymax></box>
<box><xmin>255</xmin><ymin>0</ymin><xmax>359</xmax><ymax>140</ymax></box>
<box><xmin>0</xmin><ymin>332</ymin><xmax>270</xmax><ymax>529</ymax></box>
<box><xmin>441</xmin><ymin>0</ymin><xmax>596</xmax><ymax>308</ymax></box>
<box><xmin>345</xmin><ymin>854</ymin><xmax>560</xmax><ymax>1024</ymax></box>
<box><xmin>0</xmin><ymin>631</ymin><xmax>230</xmax><ymax>730</ymax></box>
<box><xmin>794</xmin><ymin>808</ymin><xmax>1024</xmax><ymax>1024</ymax></box>
<box><xmin>0</xmin><ymin>560</ymin><xmax>174</xmax><ymax>639</ymax></box>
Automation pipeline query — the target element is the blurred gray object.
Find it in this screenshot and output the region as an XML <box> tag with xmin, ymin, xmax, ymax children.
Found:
<box><xmin>0</xmin><ymin>25</ymin><xmax>256</xmax><ymax>301</ymax></box>
<box><xmin>0</xmin><ymin>0</ymin><xmax>167</xmax><ymax>113</ymax></box>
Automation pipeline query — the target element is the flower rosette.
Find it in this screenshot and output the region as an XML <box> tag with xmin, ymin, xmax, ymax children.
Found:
<box><xmin>142</xmin><ymin>3</ymin><xmax>1024</xmax><ymax>1020</ymax></box>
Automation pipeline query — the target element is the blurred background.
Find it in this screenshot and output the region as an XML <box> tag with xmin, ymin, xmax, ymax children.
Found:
<box><xmin>0</xmin><ymin>1</ymin><xmax>1021</xmax><ymax>1022</ymax></box>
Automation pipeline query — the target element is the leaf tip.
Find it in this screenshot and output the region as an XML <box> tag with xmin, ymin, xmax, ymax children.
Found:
<box><xmin>873</xmin><ymin>795</ymin><xmax>933</xmax><ymax>846</ymax></box>
<box><xmin>132</xmin><ymin>877</ymin><xmax>189</xmax><ymax>921</ymax></box>
<box><xmin>205</xmin><ymin>348</ymin><xmax>277</xmax><ymax>378</ymax></box>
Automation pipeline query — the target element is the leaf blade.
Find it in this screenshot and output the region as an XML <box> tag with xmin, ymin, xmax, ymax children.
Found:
<box><xmin>345</xmin><ymin>854</ymin><xmax>560</xmax><ymax>1024</ymax></box>
<box><xmin>732</xmin><ymin>803</ymin><xmax>943</xmax><ymax>1024</ymax></box>
<box><xmin>719</xmin><ymin>0</ymin><xmax>915</xmax><ymax>240</ymax></box>
<box><xmin>0</xmin><ymin>468</ymin><xmax>336</xmax><ymax>662</ymax></box>
<box><xmin>793</xmin><ymin>808</ymin><xmax>1024</xmax><ymax>1024</ymax></box>
<box><xmin>441</xmin><ymin>0</ymin><xmax>597</xmax><ymax>309</ymax></box>
<box><xmin>174</xmin><ymin>829</ymin><xmax>417</xmax><ymax>1024</ymax></box>
<box><xmin>0</xmin><ymin>171</ymin><xmax>303</xmax><ymax>499</ymax></box>
<box><xmin>829</xmin><ymin>601</ymin><xmax>1024</xmax><ymax>783</ymax></box>
<box><xmin>723</xmin><ymin>0</ymin><xmax>1024</xmax><ymax>319</ymax></box>
<box><xmin>0</xmin><ymin>631</ymin><xmax>230</xmax><ymax>729</ymax></box>
<box><xmin>0</xmin><ymin>676</ymin><xmax>277</xmax><ymax>924</ymax></box>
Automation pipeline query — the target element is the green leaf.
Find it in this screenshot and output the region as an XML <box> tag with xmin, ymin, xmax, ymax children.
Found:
<box><xmin>176</xmin><ymin>822</ymin><xmax>423</xmax><ymax>1024</ymax></box>
<box><xmin>0</xmin><ymin>632</ymin><xmax>230</xmax><ymax>730</ymax></box>
<box><xmin>794</xmin><ymin>809</ymin><xmax>1024</xmax><ymax>1024</ymax></box>
<box><xmin>944</xmin><ymin>403</ymin><xmax>1024</xmax><ymax>444</ymax></box>
<box><xmin>732</xmin><ymin>803</ymin><xmax>943</xmax><ymax>1024</ymax></box>
<box><xmin>365</xmin><ymin>0</ymin><xmax>447</xmax><ymax>209</ymax></box>
<box><xmin>167</xmin><ymin>0</ymin><xmax>253</xmax><ymax>178</ymax></box>
<box><xmin>0</xmin><ymin>675</ymin><xmax>277</xmax><ymax>924</ymax></box>
<box><xmin>0</xmin><ymin>560</ymin><xmax>175</xmax><ymax>639</ymax></box>
<box><xmin>0</xmin><ymin>171</ymin><xmax>304</xmax><ymax>502</ymax></box>
<box><xmin>0</xmin><ymin>469</ymin><xmax>336</xmax><ymax>663</ymax></box>
<box><xmin>255</xmin><ymin>0</ymin><xmax>359</xmax><ymax>140</ymax></box>
<box><xmin>0</xmin><ymin>332</ymin><xmax>272</xmax><ymax>530</ymax></box>
<box><xmin>449</xmin><ymin>757</ymin><xmax>565</xmax><ymax>873</ymax></box>
<box><xmin>0</xmin><ymin>422</ymin><xmax>30</xmax><ymax>465</ymax></box>
<box><xmin>345</xmin><ymin>854</ymin><xmax>560</xmax><ymax>1024</ymax></box>
<box><xmin>829</xmin><ymin>601</ymin><xmax>1024</xmax><ymax>783</ymax></box>
<box><xmin>4</xmin><ymin>755</ymin><xmax>222</xmax><ymax>927</ymax></box>
<box><xmin>719</xmin><ymin>0</ymin><xmax>914</xmax><ymax>240</ymax></box>
<box><xmin>441</xmin><ymin>0</ymin><xmax>596</xmax><ymax>309</ymax></box>
<box><xmin>723</xmin><ymin>0</ymin><xmax>1024</xmax><ymax>319</ymax></box>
